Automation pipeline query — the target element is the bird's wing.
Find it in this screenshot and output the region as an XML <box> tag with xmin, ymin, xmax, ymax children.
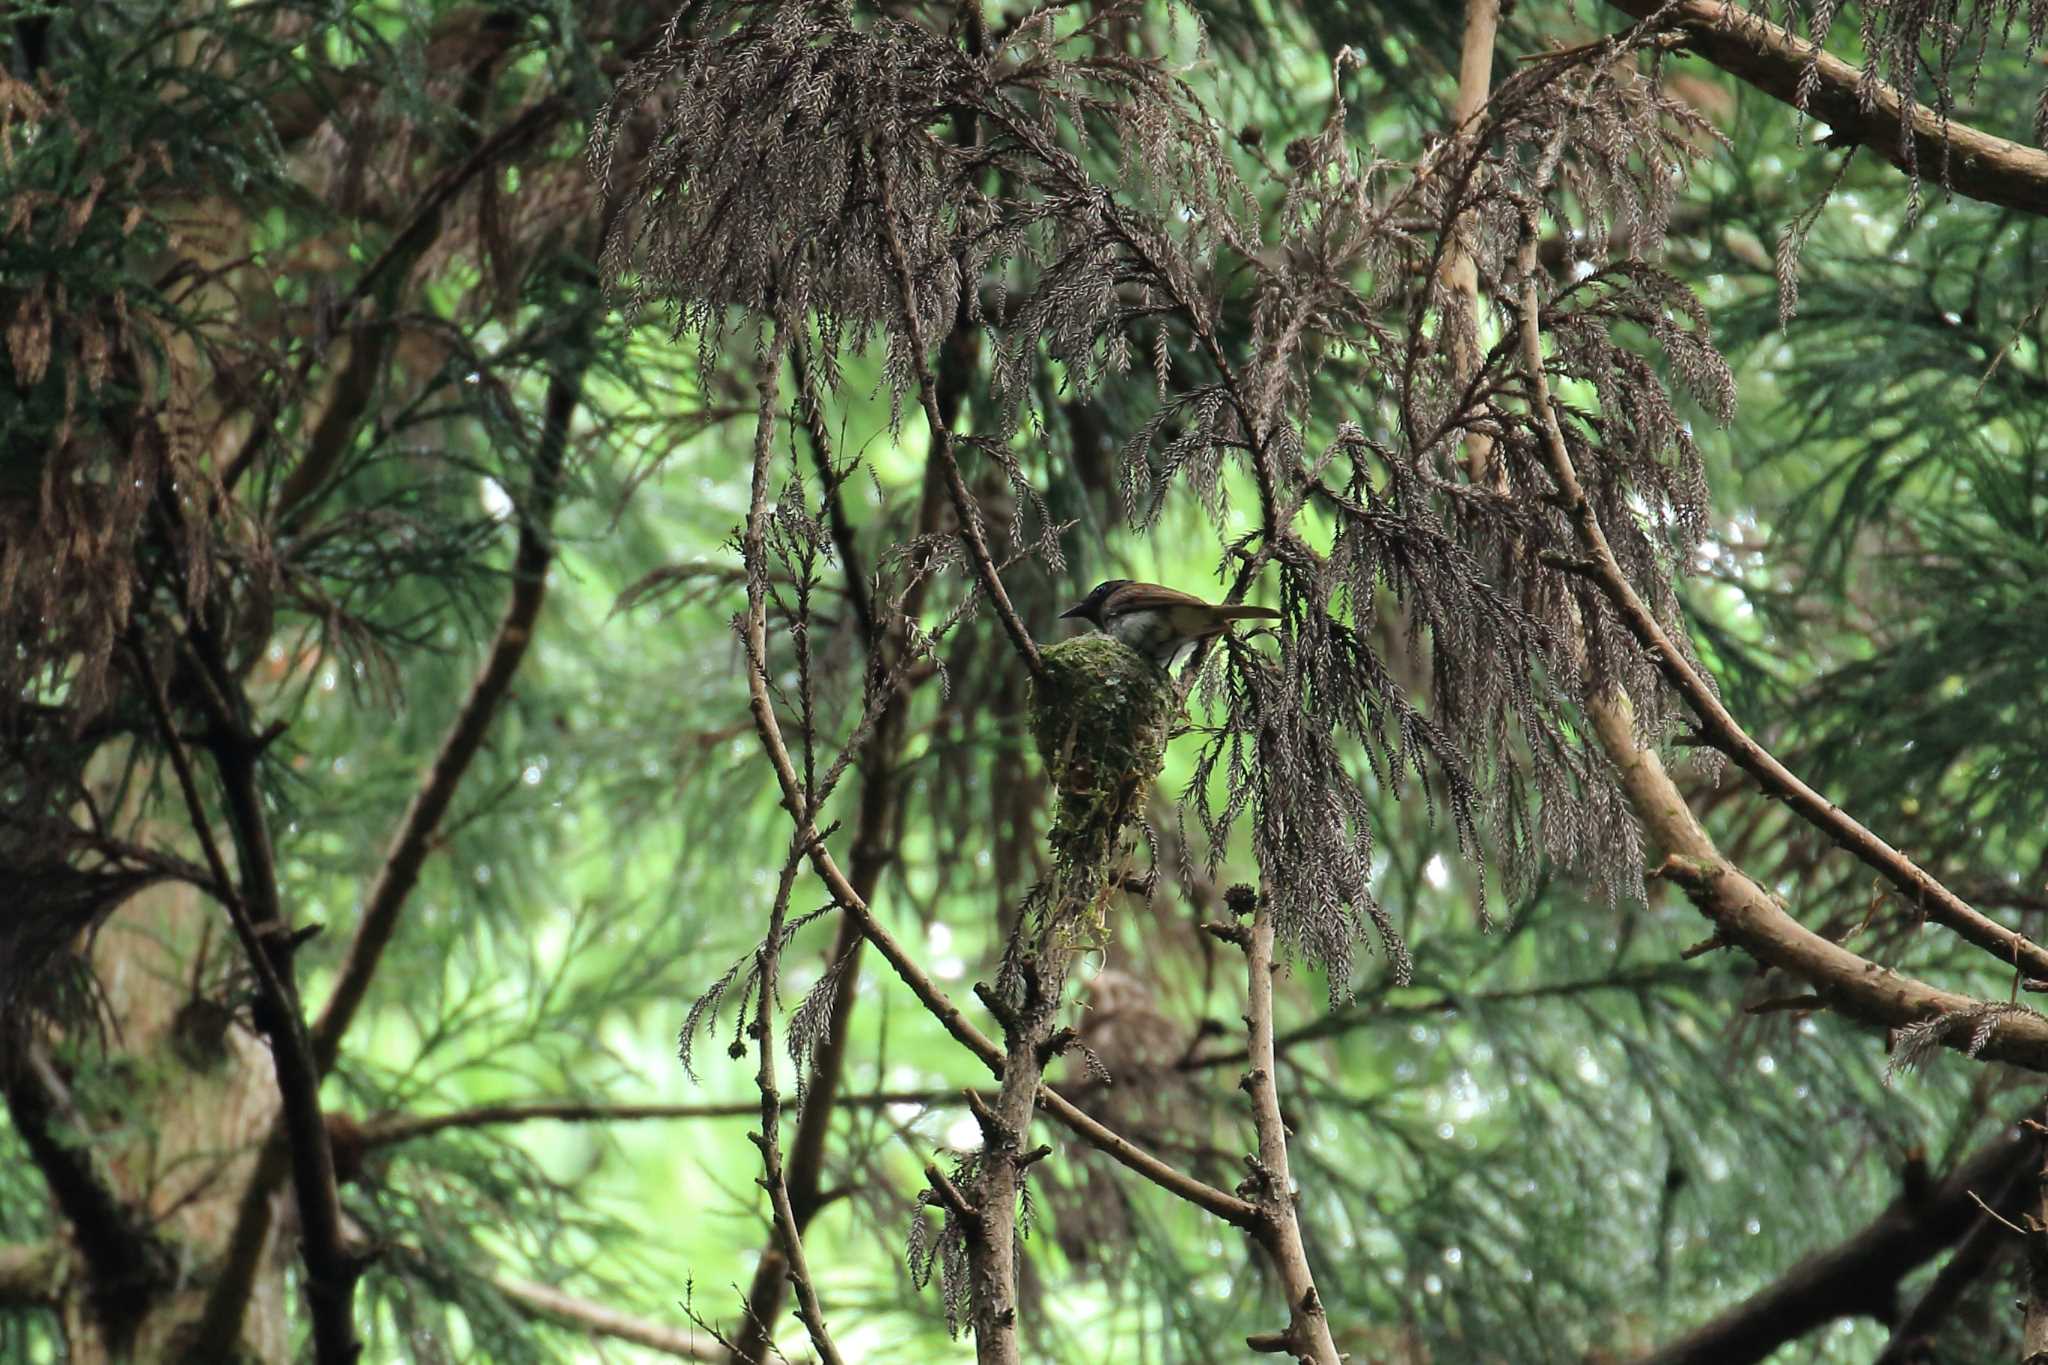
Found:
<box><xmin>1109</xmin><ymin>582</ymin><xmax>1228</xmax><ymax>612</ymax></box>
<box><xmin>1112</xmin><ymin>584</ymin><xmax>1279</xmax><ymax>623</ymax></box>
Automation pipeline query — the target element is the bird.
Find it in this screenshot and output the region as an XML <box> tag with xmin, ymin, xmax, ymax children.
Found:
<box><xmin>1058</xmin><ymin>579</ymin><xmax>1280</xmax><ymax>667</ymax></box>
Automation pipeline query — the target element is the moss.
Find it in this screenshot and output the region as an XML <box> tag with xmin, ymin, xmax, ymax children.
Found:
<box><xmin>1029</xmin><ymin>634</ymin><xmax>1175</xmax><ymax>874</ymax></box>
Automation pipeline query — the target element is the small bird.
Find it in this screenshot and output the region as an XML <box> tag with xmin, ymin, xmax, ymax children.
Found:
<box><xmin>1059</xmin><ymin>579</ymin><xmax>1280</xmax><ymax>666</ymax></box>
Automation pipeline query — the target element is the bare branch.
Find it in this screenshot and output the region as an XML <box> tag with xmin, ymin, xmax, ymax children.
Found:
<box><xmin>352</xmin><ymin>1093</ymin><xmax>965</xmax><ymax>1153</ymax></box>
<box><xmin>1236</xmin><ymin>897</ymin><xmax>1342</xmax><ymax>1364</ymax></box>
<box><xmin>790</xmin><ymin>345</ymin><xmax>874</xmax><ymax>641</ymax></box>
<box><xmin>1639</xmin><ymin>1119</ymin><xmax>2031</xmax><ymax>1365</ymax></box>
<box><xmin>494</xmin><ymin>1274</ymin><xmax>721</xmax><ymax>1362</ymax></box>
<box><xmin>0</xmin><ymin>1242</ymin><xmax>62</xmax><ymax>1310</ymax></box>
<box><xmin>748</xmin><ymin>844</ymin><xmax>847</xmax><ymax>1365</ymax></box>
<box><xmin>1511</xmin><ymin>223</ymin><xmax>2048</xmax><ymax>986</ymax></box>
<box><xmin>1605</xmin><ymin>0</ymin><xmax>2048</xmax><ymax>218</ymax></box>
<box><xmin>924</xmin><ymin>1162</ymin><xmax>980</xmax><ymax>1222</ymax></box>
<box><xmin>1596</xmin><ymin>697</ymin><xmax>2048</xmax><ymax>1070</ymax></box>
<box><xmin>1185</xmin><ymin>965</ymin><xmax>1697</xmax><ymax>1071</ymax></box>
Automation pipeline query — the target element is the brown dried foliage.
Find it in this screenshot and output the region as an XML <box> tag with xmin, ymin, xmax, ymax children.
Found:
<box><xmin>597</xmin><ymin>1</ymin><xmax>1736</xmax><ymax>999</ymax></box>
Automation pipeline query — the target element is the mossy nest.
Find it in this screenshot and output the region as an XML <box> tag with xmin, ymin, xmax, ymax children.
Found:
<box><xmin>1030</xmin><ymin>635</ymin><xmax>1176</xmax><ymax>862</ymax></box>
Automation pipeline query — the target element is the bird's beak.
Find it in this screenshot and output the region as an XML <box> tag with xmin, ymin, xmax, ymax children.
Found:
<box><xmin>1058</xmin><ymin>602</ymin><xmax>1088</xmax><ymax>620</ymax></box>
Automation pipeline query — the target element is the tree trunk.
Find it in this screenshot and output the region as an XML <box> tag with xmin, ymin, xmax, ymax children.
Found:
<box><xmin>39</xmin><ymin>882</ymin><xmax>293</xmax><ymax>1362</ymax></box>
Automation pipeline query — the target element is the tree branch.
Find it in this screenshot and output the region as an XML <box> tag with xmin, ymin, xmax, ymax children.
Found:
<box><xmin>1636</xmin><ymin>1120</ymin><xmax>2031</xmax><ymax>1365</ymax></box>
<box><xmin>494</xmin><ymin>1274</ymin><xmax>721</xmax><ymax>1361</ymax></box>
<box><xmin>133</xmin><ymin>638</ymin><xmax>360</xmax><ymax>1365</ymax></box>
<box><xmin>1873</xmin><ymin>1157</ymin><xmax>2026</xmax><ymax>1365</ymax></box>
<box><xmin>311</xmin><ymin>309</ymin><xmax>595</xmax><ymax>1074</ymax></box>
<box><xmin>958</xmin><ymin>967</ymin><xmax>1055</xmax><ymax>1365</ymax></box>
<box><xmin>0</xmin><ymin>1241</ymin><xmax>62</xmax><ymax>1310</ymax></box>
<box><xmin>191</xmin><ymin>289</ymin><xmax>599</xmax><ymax>1363</ymax></box>
<box><xmin>746</xmin><ymin>301</ymin><xmax>1050</xmax><ymax>1365</ymax></box>
<box><xmin>351</xmin><ymin>1093</ymin><xmax>962</xmax><ymax>1154</ymax></box>
<box><xmin>1501</xmin><ymin>215</ymin><xmax>2048</xmax><ymax>1066</ymax></box>
<box><xmin>873</xmin><ymin>158</ymin><xmax>1043</xmax><ymax>681</ymax></box>
<box><xmin>1</xmin><ymin>1054</ymin><xmax>166</xmax><ymax>1344</ymax></box>
<box><xmin>1236</xmin><ymin>896</ymin><xmax>1341</xmax><ymax>1364</ymax></box>
<box><xmin>1512</xmin><ymin>223</ymin><xmax>2048</xmax><ymax>986</ymax></box>
<box><xmin>790</xmin><ymin>344</ymin><xmax>874</xmax><ymax>642</ymax></box>
<box><xmin>1445</xmin><ymin>0</ymin><xmax>1502</xmax><ymax>486</ymax></box>
<box><xmin>1183</xmin><ymin>965</ymin><xmax>1697</xmax><ymax>1071</ymax></box>
<box><xmin>734</xmin><ymin>308</ymin><xmax>1256</xmax><ymax>1233</ymax></box>
<box><xmin>747</xmin><ymin>844</ymin><xmax>846</xmax><ymax>1365</ymax></box>
<box><xmin>1604</xmin><ymin>0</ymin><xmax>2048</xmax><ymax>218</ymax></box>
<box><xmin>222</xmin><ymin>37</ymin><xmax>551</xmax><ymax>501</ymax></box>
<box><xmin>2020</xmin><ymin>1123</ymin><xmax>2048</xmax><ymax>1365</ymax></box>
<box><xmin>1597</xmin><ymin>698</ymin><xmax>2048</xmax><ymax>1069</ymax></box>
<box><xmin>726</xmin><ymin>311</ymin><xmax>961</xmax><ymax>1365</ymax></box>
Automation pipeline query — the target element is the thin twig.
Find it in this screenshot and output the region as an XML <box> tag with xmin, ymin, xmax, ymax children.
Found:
<box><xmin>749</xmin><ymin>841</ymin><xmax>847</xmax><ymax>1365</ymax></box>
<box><xmin>495</xmin><ymin>1273</ymin><xmax>721</xmax><ymax>1361</ymax></box>
<box><xmin>1967</xmin><ymin>1189</ymin><xmax>2031</xmax><ymax>1239</ymax></box>
<box><xmin>354</xmin><ymin>1092</ymin><xmax>973</xmax><ymax>1151</ymax></box>
<box><xmin>924</xmin><ymin>1163</ymin><xmax>980</xmax><ymax>1222</ymax></box>
<box><xmin>790</xmin><ymin>344</ymin><xmax>874</xmax><ymax>640</ymax></box>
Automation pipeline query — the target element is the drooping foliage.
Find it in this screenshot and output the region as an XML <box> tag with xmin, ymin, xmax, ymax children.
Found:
<box><xmin>591</xmin><ymin>0</ymin><xmax>1748</xmax><ymax>1001</ymax></box>
<box><xmin>4</xmin><ymin>2</ymin><xmax>2048</xmax><ymax>1363</ymax></box>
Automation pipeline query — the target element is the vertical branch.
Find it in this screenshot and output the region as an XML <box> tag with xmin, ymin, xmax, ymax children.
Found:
<box><xmin>2024</xmin><ymin>1115</ymin><xmax>2048</xmax><ymax>1365</ymax></box>
<box><xmin>739</xmin><ymin>284</ymin><xmax>1039</xmax><ymax>1365</ymax></box>
<box><xmin>131</xmin><ymin>645</ymin><xmax>362</xmax><ymax>1365</ymax></box>
<box><xmin>726</xmin><ymin>321</ymin><xmax>961</xmax><ymax>1365</ymax></box>
<box><xmin>187</xmin><ymin>303</ymin><xmax>597</xmax><ymax>1363</ymax></box>
<box><xmin>1222</xmin><ymin>897</ymin><xmax>1342</xmax><ymax>1365</ymax></box>
<box><xmin>790</xmin><ymin>345</ymin><xmax>875</xmax><ymax>641</ymax></box>
<box><xmin>1444</xmin><ymin>0</ymin><xmax>1500</xmax><ymax>484</ymax></box>
<box><xmin>748</xmin><ymin>843</ymin><xmax>846</xmax><ymax>1365</ymax></box>
<box><xmin>951</xmin><ymin>971</ymin><xmax>1063</xmax><ymax>1365</ymax></box>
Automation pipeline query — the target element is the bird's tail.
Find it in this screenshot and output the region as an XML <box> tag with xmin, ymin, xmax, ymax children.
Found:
<box><xmin>1211</xmin><ymin>605</ymin><xmax>1280</xmax><ymax>622</ymax></box>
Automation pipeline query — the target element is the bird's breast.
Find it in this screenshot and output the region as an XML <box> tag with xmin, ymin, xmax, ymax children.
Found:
<box><xmin>1102</xmin><ymin>608</ymin><xmax>1176</xmax><ymax>655</ymax></box>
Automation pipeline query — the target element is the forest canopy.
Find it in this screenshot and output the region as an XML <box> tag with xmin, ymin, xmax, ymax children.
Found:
<box><xmin>5</xmin><ymin>1</ymin><xmax>2048</xmax><ymax>1362</ymax></box>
